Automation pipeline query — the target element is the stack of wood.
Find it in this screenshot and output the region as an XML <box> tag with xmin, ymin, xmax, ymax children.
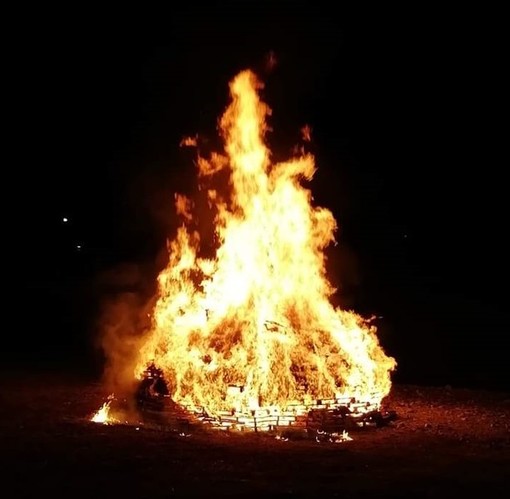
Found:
<box><xmin>180</xmin><ymin>393</ymin><xmax>395</xmax><ymax>433</ymax></box>
<box><xmin>135</xmin><ymin>367</ymin><xmax>396</xmax><ymax>434</ymax></box>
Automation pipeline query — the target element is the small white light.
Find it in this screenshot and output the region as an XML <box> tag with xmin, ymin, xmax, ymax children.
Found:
<box><xmin>76</xmin><ymin>245</ymin><xmax>82</xmax><ymax>250</ymax></box>
<box><xmin>62</xmin><ymin>217</ymin><xmax>68</xmax><ymax>223</ymax></box>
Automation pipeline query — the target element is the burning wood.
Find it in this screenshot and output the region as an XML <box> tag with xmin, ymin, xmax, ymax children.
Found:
<box><xmin>90</xmin><ymin>364</ymin><xmax>397</xmax><ymax>442</ymax></box>
<box><xmin>133</xmin><ymin>367</ymin><xmax>397</xmax><ymax>437</ymax></box>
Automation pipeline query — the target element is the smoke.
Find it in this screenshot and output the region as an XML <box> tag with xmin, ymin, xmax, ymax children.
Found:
<box><xmin>94</xmin><ymin>262</ymin><xmax>159</xmax><ymax>393</ymax></box>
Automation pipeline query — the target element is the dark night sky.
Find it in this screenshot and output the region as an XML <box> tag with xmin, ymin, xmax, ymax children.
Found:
<box><xmin>8</xmin><ymin>5</ymin><xmax>507</xmax><ymax>389</ymax></box>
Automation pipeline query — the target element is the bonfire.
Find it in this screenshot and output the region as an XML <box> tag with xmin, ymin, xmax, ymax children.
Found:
<box><xmin>94</xmin><ymin>68</ymin><xmax>396</xmax><ymax>432</ymax></box>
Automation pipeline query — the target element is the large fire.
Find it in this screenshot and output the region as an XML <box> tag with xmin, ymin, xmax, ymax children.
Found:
<box><xmin>133</xmin><ymin>69</ymin><xmax>396</xmax><ymax>417</ymax></box>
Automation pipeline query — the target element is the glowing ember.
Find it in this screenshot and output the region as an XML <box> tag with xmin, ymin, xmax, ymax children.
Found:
<box><xmin>134</xmin><ymin>69</ymin><xmax>396</xmax><ymax>417</ymax></box>
<box><xmin>91</xmin><ymin>395</ymin><xmax>118</xmax><ymax>425</ymax></box>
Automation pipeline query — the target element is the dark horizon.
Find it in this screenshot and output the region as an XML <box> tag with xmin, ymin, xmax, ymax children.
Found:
<box><xmin>8</xmin><ymin>6</ymin><xmax>507</xmax><ymax>392</ymax></box>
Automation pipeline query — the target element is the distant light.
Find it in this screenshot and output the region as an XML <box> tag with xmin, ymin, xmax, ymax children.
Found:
<box><xmin>403</xmin><ymin>234</ymin><xmax>408</xmax><ymax>239</ymax></box>
<box><xmin>62</xmin><ymin>217</ymin><xmax>68</xmax><ymax>223</ymax></box>
<box><xmin>76</xmin><ymin>245</ymin><xmax>82</xmax><ymax>250</ymax></box>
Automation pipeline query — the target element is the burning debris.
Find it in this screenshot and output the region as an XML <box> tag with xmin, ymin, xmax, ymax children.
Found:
<box><xmin>136</xmin><ymin>363</ymin><xmax>170</xmax><ymax>411</ymax></box>
<box><xmin>91</xmin><ymin>394</ymin><xmax>119</xmax><ymax>425</ymax></box>
<box><xmin>98</xmin><ymin>68</ymin><xmax>397</xmax><ymax>437</ymax></box>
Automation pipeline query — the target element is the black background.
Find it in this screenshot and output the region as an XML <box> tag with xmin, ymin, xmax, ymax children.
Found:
<box><xmin>7</xmin><ymin>4</ymin><xmax>507</xmax><ymax>390</ymax></box>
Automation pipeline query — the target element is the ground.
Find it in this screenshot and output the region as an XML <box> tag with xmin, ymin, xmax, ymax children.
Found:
<box><xmin>0</xmin><ymin>372</ymin><xmax>508</xmax><ymax>497</ymax></box>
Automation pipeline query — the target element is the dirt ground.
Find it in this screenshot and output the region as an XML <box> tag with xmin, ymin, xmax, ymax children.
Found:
<box><xmin>0</xmin><ymin>372</ymin><xmax>508</xmax><ymax>498</ymax></box>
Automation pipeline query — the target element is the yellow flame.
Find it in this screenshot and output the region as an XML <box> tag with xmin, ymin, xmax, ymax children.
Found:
<box><xmin>135</xmin><ymin>69</ymin><xmax>396</xmax><ymax>414</ymax></box>
<box><xmin>91</xmin><ymin>396</ymin><xmax>118</xmax><ymax>425</ymax></box>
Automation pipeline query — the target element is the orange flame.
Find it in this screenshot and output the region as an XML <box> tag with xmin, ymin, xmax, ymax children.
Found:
<box><xmin>135</xmin><ymin>70</ymin><xmax>396</xmax><ymax>415</ymax></box>
<box><xmin>180</xmin><ymin>135</ymin><xmax>198</xmax><ymax>147</ymax></box>
<box><xmin>301</xmin><ymin>125</ymin><xmax>312</xmax><ymax>142</ymax></box>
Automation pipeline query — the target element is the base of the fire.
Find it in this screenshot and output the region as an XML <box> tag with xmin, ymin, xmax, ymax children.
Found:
<box><xmin>92</xmin><ymin>364</ymin><xmax>397</xmax><ymax>442</ymax></box>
